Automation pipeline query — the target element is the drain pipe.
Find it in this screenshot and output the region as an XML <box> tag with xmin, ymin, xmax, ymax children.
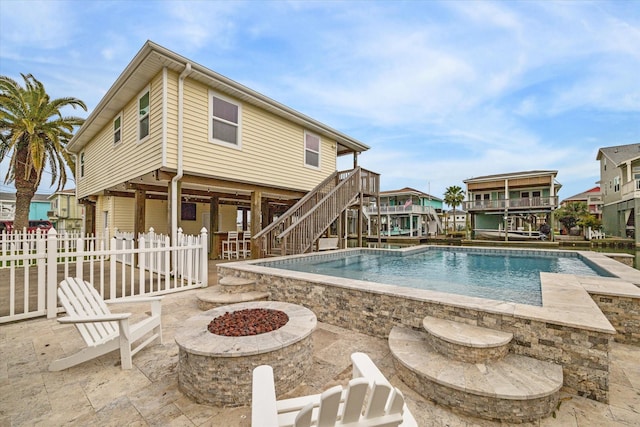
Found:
<box><xmin>171</xmin><ymin>62</ymin><xmax>192</xmax><ymax>245</ymax></box>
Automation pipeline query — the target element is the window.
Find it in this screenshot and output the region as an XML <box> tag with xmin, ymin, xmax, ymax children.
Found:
<box><xmin>210</xmin><ymin>92</ymin><xmax>241</xmax><ymax>147</ymax></box>
<box><xmin>138</xmin><ymin>88</ymin><xmax>150</xmax><ymax>141</ymax></box>
<box><xmin>614</xmin><ymin>176</ymin><xmax>620</xmax><ymax>192</ymax></box>
<box><xmin>113</xmin><ymin>113</ymin><xmax>122</xmax><ymax>145</ymax></box>
<box><xmin>80</xmin><ymin>152</ymin><xmax>85</xmax><ymax>178</ymax></box>
<box><xmin>304</xmin><ymin>131</ymin><xmax>320</xmax><ymax>168</ymax></box>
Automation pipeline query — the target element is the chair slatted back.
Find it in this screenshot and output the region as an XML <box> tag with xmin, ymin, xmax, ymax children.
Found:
<box><xmin>291</xmin><ymin>378</ymin><xmax>404</xmax><ymax>427</ymax></box>
<box><xmin>58</xmin><ymin>278</ymin><xmax>118</xmax><ymax>347</ymax></box>
<box><xmin>341</xmin><ymin>378</ymin><xmax>369</xmax><ymax>423</ymax></box>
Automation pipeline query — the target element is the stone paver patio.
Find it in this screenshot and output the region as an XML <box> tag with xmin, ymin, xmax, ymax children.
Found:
<box><xmin>1</xmin><ymin>284</ymin><xmax>639</xmax><ymax>426</ymax></box>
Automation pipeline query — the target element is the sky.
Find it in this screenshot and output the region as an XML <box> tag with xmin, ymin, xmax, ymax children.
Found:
<box><xmin>1</xmin><ymin>0</ymin><xmax>639</xmax><ymax>205</ymax></box>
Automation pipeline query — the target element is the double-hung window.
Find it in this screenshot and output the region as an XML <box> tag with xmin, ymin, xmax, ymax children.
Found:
<box><xmin>138</xmin><ymin>87</ymin><xmax>150</xmax><ymax>141</ymax></box>
<box><xmin>304</xmin><ymin>131</ymin><xmax>320</xmax><ymax>168</ymax></box>
<box><xmin>210</xmin><ymin>92</ymin><xmax>241</xmax><ymax>147</ymax></box>
<box><xmin>79</xmin><ymin>152</ymin><xmax>85</xmax><ymax>178</ymax></box>
<box><xmin>113</xmin><ymin>113</ymin><xmax>122</xmax><ymax>145</ymax></box>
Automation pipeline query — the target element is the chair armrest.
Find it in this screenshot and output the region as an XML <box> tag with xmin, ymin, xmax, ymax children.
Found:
<box><xmin>252</xmin><ymin>365</ymin><xmax>279</xmax><ymax>427</ymax></box>
<box><xmin>57</xmin><ymin>313</ymin><xmax>132</xmax><ymax>323</ymax></box>
<box><xmin>107</xmin><ymin>296</ymin><xmax>163</xmax><ymax>304</ymax></box>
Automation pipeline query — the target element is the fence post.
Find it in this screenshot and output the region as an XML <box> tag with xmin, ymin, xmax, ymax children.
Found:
<box><xmin>200</xmin><ymin>227</ymin><xmax>208</xmax><ymax>287</ymax></box>
<box><xmin>46</xmin><ymin>228</ymin><xmax>58</xmax><ymax>319</ymax></box>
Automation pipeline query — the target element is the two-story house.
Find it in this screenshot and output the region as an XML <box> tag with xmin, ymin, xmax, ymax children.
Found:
<box><xmin>596</xmin><ymin>143</ymin><xmax>640</xmax><ymax>243</ymax></box>
<box><xmin>67</xmin><ymin>41</ymin><xmax>375</xmax><ymax>258</ymax></box>
<box><xmin>365</xmin><ymin>187</ymin><xmax>443</xmax><ymax>237</ymax></box>
<box><xmin>560</xmin><ymin>186</ymin><xmax>603</xmax><ymax>220</ymax></box>
<box><xmin>48</xmin><ymin>189</ymin><xmax>84</xmax><ymax>233</ymax></box>
<box><xmin>463</xmin><ymin>170</ymin><xmax>560</xmax><ymax>241</ymax></box>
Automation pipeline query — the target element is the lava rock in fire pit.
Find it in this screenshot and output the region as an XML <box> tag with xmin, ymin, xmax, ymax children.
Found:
<box><xmin>207</xmin><ymin>308</ymin><xmax>289</xmax><ymax>336</ymax></box>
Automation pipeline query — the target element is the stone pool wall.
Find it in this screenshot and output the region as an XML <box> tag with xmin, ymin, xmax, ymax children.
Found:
<box><xmin>590</xmin><ymin>293</ymin><xmax>640</xmax><ymax>345</ymax></box>
<box><xmin>217</xmin><ymin>266</ymin><xmax>612</xmax><ymax>403</ymax></box>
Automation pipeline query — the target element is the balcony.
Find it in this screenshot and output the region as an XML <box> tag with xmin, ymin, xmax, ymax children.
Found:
<box><xmin>621</xmin><ymin>180</ymin><xmax>640</xmax><ymax>199</ymax></box>
<box><xmin>464</xmin><ymin>196</ymin><xmax>558</xmax><ymax>212</ymax></box>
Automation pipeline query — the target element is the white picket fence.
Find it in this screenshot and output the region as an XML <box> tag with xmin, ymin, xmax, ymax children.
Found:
<box><xmin>0</xmin><ymin>227</ymin><xmax>208</xmax><ymax>323</ymax></box>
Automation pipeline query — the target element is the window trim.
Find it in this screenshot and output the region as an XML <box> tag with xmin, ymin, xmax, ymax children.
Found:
<box><xmin>79</xmin><ymin>152</ymin><xmax>85</xmax><ymax>178</ymax></box>
<box><xmin>208</xmin><ymin>90</ymin><xmax>242</xmax><ymax>150</ymax></box>
<box><xmin>138</xmin><ymin>86</ymin><xmax>150</xmax><ymax>142</ymax></box>
<box><xmin>304</xmin><ymin>131</ymin><xmax>321</xmax><ymax>169</ymax></box>
<box><xmin>113</xmin><ymin>112</ymin><xmax>123</xmax><ymax>146</ymax></box>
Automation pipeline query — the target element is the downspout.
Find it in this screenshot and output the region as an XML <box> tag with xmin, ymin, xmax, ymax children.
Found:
<box><xmin>161</xmin><ymin>67</ymin><xmax>168</xmax><ymax>167</ymax></box>
<box><xmin>171</xmin><ymin>63</ymin><xmax>192</xmax><ymax>244</ymax></box>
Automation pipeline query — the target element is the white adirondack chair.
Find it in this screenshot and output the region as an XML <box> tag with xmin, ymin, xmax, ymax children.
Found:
<box><xmin>252</xmin><ymin>352</ymin><xmax>415</xmax><ymax>427</ymax></box>
<box><xmin>48</xmin><ymin>277</ymin><xmax>163</xmax><ymax>371</ymax></box>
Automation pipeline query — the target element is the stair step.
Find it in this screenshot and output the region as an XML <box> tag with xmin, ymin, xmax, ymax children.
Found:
<box><xmin>196</xmin><ymin>287</ymin><xmax>269</xmax><ymax>311</ymax></box>
<box><xmin>389</xmin><ymin>326</ymin><xmax>563</xmax><ymax>423</ymax></box>
<box><xmin>423</xmin><ymin>316</ymin><xmax>513</xmax><ymax>363</ymax></box>
<box><xmin>218</xmin><ymin>276</ymin><xmax>257</xmax><ymax>294</ymax></box>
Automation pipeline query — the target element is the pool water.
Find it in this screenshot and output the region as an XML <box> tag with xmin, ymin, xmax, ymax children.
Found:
<box><xmin>266</xmin><ymin>248</ymin><xmax>612</xmax><ymax>306</ymax></box>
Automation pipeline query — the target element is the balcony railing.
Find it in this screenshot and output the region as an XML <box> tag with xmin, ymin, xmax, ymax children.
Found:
<box><xmin>364</xmin><ymin>205</ymin><xmax>438</xmax><ymax>215</ymax></box>
<box><xmin>463</xmin><ymin>196</ymin><xmax>558</xmax><ymax>211</ymax></box>
<box><xmin>621</xmin><ymin>180</ymin><xmax>640</xmax><ymax>199</ymax></box>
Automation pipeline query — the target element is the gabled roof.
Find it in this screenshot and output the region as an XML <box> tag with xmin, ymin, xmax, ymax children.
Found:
<box><xmin>562</xmin><ymin>186</ymin><xmax>601</xmax><ymax>202</ymax></box>
<box><xmin>463</xmin><ymin>170</ymin><xmax>558</xmax><ymax>183</ymax></box>
<box><xmin>596</xmin><ymin>143</ymin><xmax>640</xmax><ymax>166</ymax></box>
<box><xmin>68</xmin><ymin>40</ymin><xmax>369</xmax><ymax>156</ymax></box>
<box><xmin>379</xmin><ymin>187</ymin><xmax>443</xmax><ymax>201</ymax></box>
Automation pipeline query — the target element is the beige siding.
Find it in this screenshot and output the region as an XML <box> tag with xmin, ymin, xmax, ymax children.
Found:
<box><xmin>113</xmin><ymin>197</ymin><xmax>135</xmax><ymax>233</ymax></box>
<box><xmin>145</xmin><ymin>199</ymin><xmax>169</xmax><ymax>234</ymax></box>
<box><xmin>179</xmin><ymin>79</ymin><xmax>336</xmax><ymax>191</ymax></box>
<box><xmin>77</xmin><ymin>72</ymin><xmax>166</xmax><ymax>198</ymax></box>
<box><xmin>218</xmin><ymin>205</ymin><xmax>238</xmax><ymax>232</ymax></box>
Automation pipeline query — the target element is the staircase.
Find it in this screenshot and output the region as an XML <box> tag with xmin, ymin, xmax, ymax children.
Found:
<box><xmin>388</xmin><ymin>316</ymin><xmax>563</xmax><ymax>423</ymax></box>
<box><xmin>254</xmin><ymin>167</ymin><xmax>379</xmax><ymax>257</ymax></box>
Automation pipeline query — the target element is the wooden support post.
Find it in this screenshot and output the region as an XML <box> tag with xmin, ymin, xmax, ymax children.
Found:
<box><xmin>134</xmin><ymin>189</ymin><xmax>146</xmax><ymax>266</ymax></box>
<box><xmin>134</xmin><ymin>189</ymin><xmax>146</xmax><ymax>236</ymax></box>
<box><xmin>210</xmin><ymin>196</ymin><xmax>219</xmax><ymax>259</ymax></box>
<box><xmin>251</xmin><ymin>191</ymin><xmax>262</xmax><ymax>259</ymax></box>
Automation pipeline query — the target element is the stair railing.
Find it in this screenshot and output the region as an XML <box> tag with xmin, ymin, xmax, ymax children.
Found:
<box><xmin>278</xmin><ymin>168</ymin><xmax>361</xmax><ymax>255</ymax></box>
<box><xmin>254</xmin><ymin>170</ymin><xmax>342</xmax><ymax>257</ymax></box>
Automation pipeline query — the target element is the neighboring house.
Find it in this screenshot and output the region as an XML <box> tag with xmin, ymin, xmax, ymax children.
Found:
<box><xmin>443</xmin><ymin>209</ymin><xmax>468</xmax><ymax>232</ymax></box>
<box><xmin>66</xmin><ymin>41</ymin><xmax>371</xmax><ymax>257</ymax></box>
<box><xmin>596</xmin><ymin>143</ymin><xmax>640</xmax><ymax>243</ymax></box>
<box><xmin>560</xmin><ymin>186</ymin><xmax>603</xmax><ymax>220</ymax></box>
<box><xmin>0</xmin><ymin>192</ymin><xmax>51</xmax><ymax>221</ymax></box>
<box><xmin>463</xmin><ymin>171</ymin><xmax>561</xmax><ymax>241</ymax></box>
<box><xmin>48</xmin><ymin>189</ymin><xmax>84</xmax><ymax>233</ymax></box>
<box><xmin>365</xmin><ymin>187</ymin><xmax>443</xmax><ymax>237</ymax></box>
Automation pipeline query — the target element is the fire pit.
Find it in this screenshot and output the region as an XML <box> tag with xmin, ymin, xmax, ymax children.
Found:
<box><xmin>175</xmin><ymin>301</ymin><xmax>317</xmax><ymax>407</ymax></box>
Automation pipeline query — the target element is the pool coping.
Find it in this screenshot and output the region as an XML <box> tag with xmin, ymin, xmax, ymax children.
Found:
<box><xmin>226</xmin><ymin>246</ymin><xmax>640</xmax><ymax>335</ymax></box>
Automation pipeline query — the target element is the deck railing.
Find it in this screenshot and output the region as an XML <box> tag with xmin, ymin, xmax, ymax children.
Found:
<box><xmin>463</xmin><ymin>196</ymin><xmax>558</xmax><ymax>211</ymax></box>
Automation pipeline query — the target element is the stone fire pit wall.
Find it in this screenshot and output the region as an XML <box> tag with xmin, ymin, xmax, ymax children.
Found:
<box><xmin>175</xmin><ymin>301</ymin><xmax>317</xmax><ymax>407</ymax></box>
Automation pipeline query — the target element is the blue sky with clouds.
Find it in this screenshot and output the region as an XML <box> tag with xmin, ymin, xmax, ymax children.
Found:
<box><xmin>1</xmin><ymin>0</ymin><xmax>639</xmax><ymax>204</ymax></box>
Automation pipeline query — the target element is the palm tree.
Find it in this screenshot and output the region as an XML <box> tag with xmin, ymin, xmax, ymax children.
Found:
<box><xmin>444</xmin><ymin>185</ymin><xmax>465</xmax><ymax>232</ymax></box>
<box><xmin>0</xmin><ymin>74</ymin><xmax>86</xmax><ymax>231</ymax></box>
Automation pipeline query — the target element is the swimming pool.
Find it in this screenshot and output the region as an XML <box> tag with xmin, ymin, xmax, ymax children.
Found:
<box><xmin>259</xmin><ymin>247</ymin><xmax>613</xmax><ymax>306</ymax></box>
